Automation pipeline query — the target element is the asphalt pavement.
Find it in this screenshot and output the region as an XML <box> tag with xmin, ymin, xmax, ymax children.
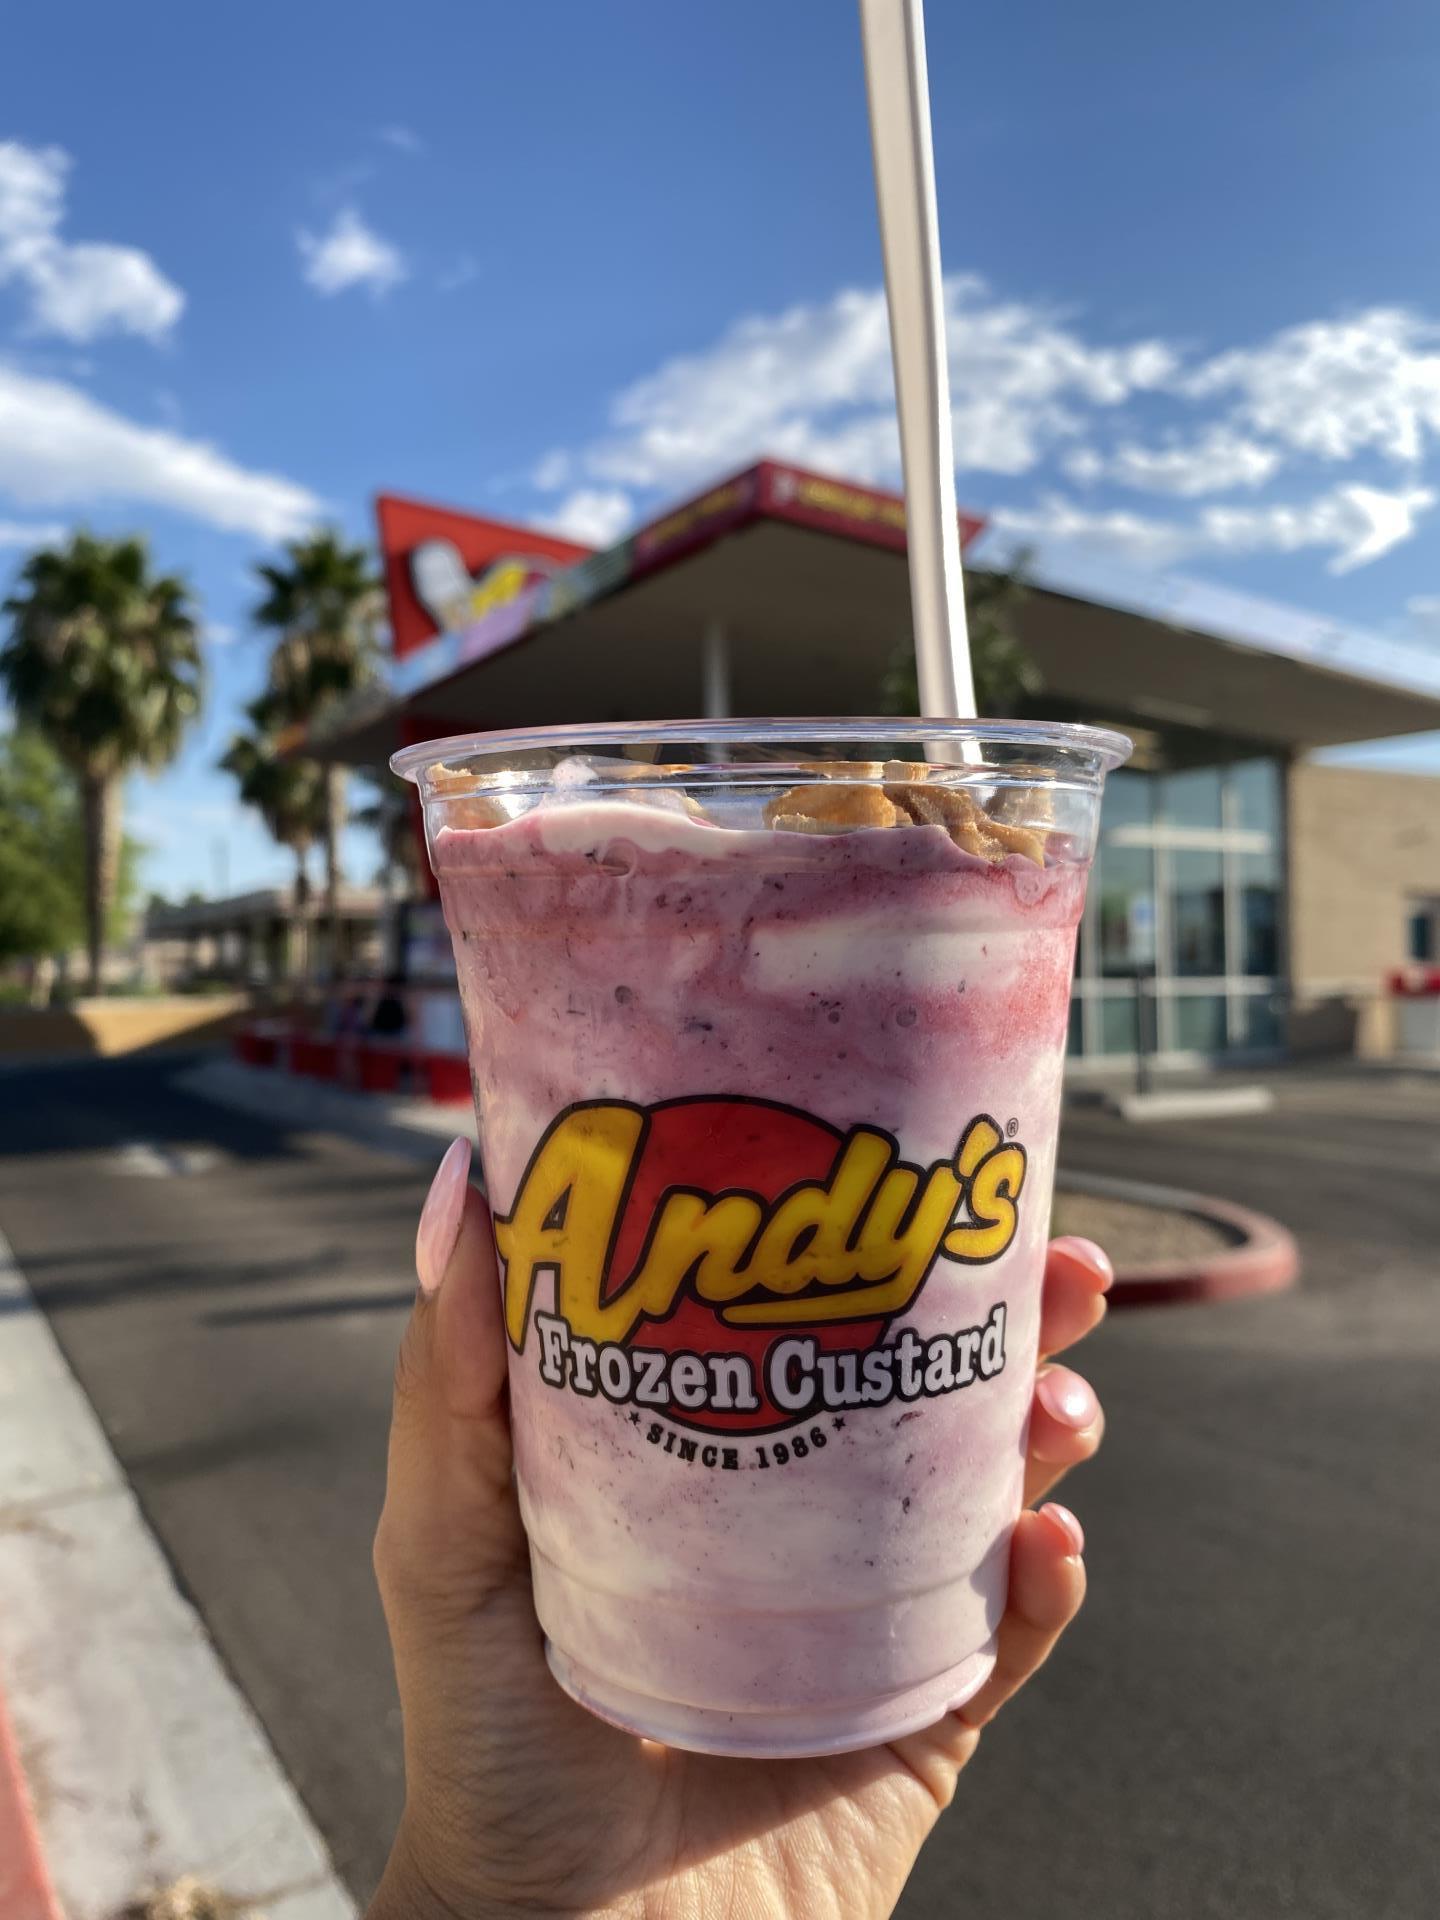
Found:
<box><xmin>0</xmin><ymin>1053</ymin><xmax>1436</xmax><ymax>1918</ymax></box>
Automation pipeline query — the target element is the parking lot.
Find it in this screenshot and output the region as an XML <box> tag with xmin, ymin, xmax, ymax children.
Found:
<box><xmin>1</xmin><ymin>1056</ymin><xmax>1435</xmax><ymax>1917</ymax></box>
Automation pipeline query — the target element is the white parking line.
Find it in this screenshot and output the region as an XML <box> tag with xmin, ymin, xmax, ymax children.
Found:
<box><xmin>112</xmin><ymin>1142</ymin><xmax>174</xmax><ymax>1178</ymax></box>
<box><xmin>111</xmin><ymin>1142</ymin><xmax>224</xmax><ymax>1178</ymax></box>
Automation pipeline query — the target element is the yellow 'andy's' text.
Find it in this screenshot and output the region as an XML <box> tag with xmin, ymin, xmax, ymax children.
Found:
<box><xmin>495</xmin><ymin>1103</ymin><xmax>1027</xmax><ymax>1354</ymax></box>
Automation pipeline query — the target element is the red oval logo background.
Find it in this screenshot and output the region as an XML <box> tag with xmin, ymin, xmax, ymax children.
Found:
<box><xmin>601</xmin><ymin>1097</ymin><xmax>890</xmax><ymax>1433</ymax></box>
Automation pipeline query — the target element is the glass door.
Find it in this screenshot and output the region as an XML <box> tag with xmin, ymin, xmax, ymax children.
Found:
<box><xmin>1070</xmin><ymin>759</ymin><xmax>1284</xmax><ymax>1063</ymax></box>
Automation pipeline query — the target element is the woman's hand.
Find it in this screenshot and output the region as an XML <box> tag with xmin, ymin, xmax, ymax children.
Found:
<box><xmin>370</xmin><ymin>1136</ymin><xmax>1110</xmax><ymax>1920</ymax></box>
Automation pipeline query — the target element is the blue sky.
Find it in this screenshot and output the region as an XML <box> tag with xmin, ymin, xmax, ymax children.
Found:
<box><xmin>3</xmin><ymin>0</ymin><xmax>1440</xmax><ymax>897</ymax></box>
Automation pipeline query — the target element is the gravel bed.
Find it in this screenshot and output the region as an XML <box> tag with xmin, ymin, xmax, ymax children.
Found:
<box><xmin>1051</xmin><ymin>1188</ymin><xmax>1240</xmax><ymax>1268</ymax></box>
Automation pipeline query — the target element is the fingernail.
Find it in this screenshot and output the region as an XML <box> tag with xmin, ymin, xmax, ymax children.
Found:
<box><xmin>1040</xmin><ymin>1502</ymin><xmax>1085</xmax><ymax>1556</ymax></box>
<box><xmin>1036</xmin><ymin>1365</ymin><xmax>1100</xmax><ymax>1431</ymax></box>
<box><xmin>416</xmin><ymin>1136</ymin><xmax>472</xmax><ymax>1297</ymax></box>
<box><xmin>1050</xmin><ymin>1235</ymin><xmax>1114</xmax><ymax>1294</ymax></box>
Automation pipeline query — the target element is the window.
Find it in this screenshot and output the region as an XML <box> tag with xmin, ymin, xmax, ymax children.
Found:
<box><xmin>1240</xmin><ymin>847</ymin><xmax>1281</xmax><ymax>975</ymax></box>
<box><xmin>1100</xmin><ymin>993</ymin><xmax>1144</xmax><ymax>1055</ymax></box>
<box><xmin>1161</xmin><ymin>767</ymin><xmax>1223</xmax><ymax>831</ymax></box>
<box><xmin>1171</xmin><ymin>849</ymin><xmax>1225</xmax><ymax>976</ymax></box>
<box><xmin>1231</xmin><ymin>759</ymin><xmax>1281</xmax><ymax>835</ymax></box>
<box><xmin>1101</xmin><ymin>770</ymin><xmax>1154</xmax><ymax>834</ymax></box>
<box><xmin>1097</xmin><ymin>845</ymin><xmax>1158</xmax><ymax>977</ymax></box>
<box><xmin>1173</xmin><ymin>994</ymin><xmax>1227</xmax><ymax>1052</ymax></box>
<box><xmin>1072</xmin><ymin>756</ymin><xmax>1285</xmax><ymax>1063</ymax></box>
<box><xmin>1409</xmin><ymin>905</ymin><xmax>1437</xmax><ymax>963</ymax></box>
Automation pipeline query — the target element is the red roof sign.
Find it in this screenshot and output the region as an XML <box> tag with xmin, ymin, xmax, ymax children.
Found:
<box><xmin>376</xmin><ymin>493</ymin><xmax>592</xmax><ymax>659</ymax></box>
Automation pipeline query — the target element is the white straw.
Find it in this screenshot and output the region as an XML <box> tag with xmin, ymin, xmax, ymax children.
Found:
<box><xmin>859</xmin><ymin>0</ymin><xmax>976</xmax><ymax>722</ymax></box>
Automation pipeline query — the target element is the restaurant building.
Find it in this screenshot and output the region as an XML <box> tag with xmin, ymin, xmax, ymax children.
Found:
<box><xmin>307</xmin><ymin>459</ymin><xmax>1440</xmax><ymax>1068</ymax></box>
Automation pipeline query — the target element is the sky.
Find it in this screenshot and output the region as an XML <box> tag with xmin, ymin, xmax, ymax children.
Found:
<box><xmin>4</xmin><ymin>0</ymin><xmax>1440</xmax><ymax>898</ymax></box>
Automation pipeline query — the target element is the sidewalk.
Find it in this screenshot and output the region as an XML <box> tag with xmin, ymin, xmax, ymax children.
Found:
<box><xmin>0</xmin><ymin>1229</ymin><xmax>356</xmax><ymax>1920</ymax></box>
<box><xmin>174</xmin><ymin>1056</ymin><xmax>476</xmax><ymax>1165</ymax></box>
<box><xmin>184</xmin><ymin>1049</ymin><xmax>1440</xmax><ymax>1174</ymax></box>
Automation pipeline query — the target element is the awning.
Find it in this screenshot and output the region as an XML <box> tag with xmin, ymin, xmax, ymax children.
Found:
<box><xmin>301</xmin><ymin>458</ymin><xmax>1440</xmax><ymax>765</ymax></box>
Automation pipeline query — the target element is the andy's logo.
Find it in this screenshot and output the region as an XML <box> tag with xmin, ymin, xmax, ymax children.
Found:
<box><xmin>495</xmin><ymin>1097</ymin><xmax>1026</xmax><ymax>1434</ymax></box>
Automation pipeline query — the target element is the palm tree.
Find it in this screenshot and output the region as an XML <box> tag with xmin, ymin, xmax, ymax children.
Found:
<box><xmin>251</xmin><ymin>533</ymin><xmax>381</xmax><ymax>974</ymax></box>
<box><xmin>1</xmin><ymin>532</ymin><xmax>202</xmax><ymax>993</ymax></box>
<box><xmin>220</xmin><ymin>703</ymin><xmax>327</xmax><ymax>899</ymax></box>
<box><xmin>351</xmin><ymin>766</ymin><xmax>422</xmax><ymax>903</ymax></box>
<box><xmin>220</xmin><ymin>704</ymin><xmax>328</xmax><ymax>983</ymax></box>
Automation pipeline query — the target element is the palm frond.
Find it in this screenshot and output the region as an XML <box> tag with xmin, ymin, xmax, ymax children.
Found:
<box><xmin>1</xmin><ymin>530</ymin><xmax>204</xmax><ymax>779</ymax></box>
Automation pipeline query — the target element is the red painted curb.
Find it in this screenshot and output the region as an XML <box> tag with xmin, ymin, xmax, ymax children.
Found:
<box><xmin>0</xmin><ymin>1677</ymin><xmax>63</xmax><ymax>1920</ymax></box>
<box><xmin>1060</xmin><ymin>1179</ymin><xmax>1300</xmax><ymax>1309</ymax></box>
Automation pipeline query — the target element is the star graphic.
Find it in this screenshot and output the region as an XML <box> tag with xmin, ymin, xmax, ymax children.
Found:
<box><xmin>832</xmin><ymin>1417</ymin><xmax>846</xmax><ymax>1431</ymax></box>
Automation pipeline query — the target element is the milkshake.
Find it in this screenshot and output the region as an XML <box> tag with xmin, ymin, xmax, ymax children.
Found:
<box><xmin>395</xmin><ymin>720</ymin><xmax>1127</xmax><ymax>1758</ymax></box>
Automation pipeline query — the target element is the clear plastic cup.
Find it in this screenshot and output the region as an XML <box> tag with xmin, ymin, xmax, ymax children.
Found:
<box><xmin>394</xmin><ymin>719</ymin><xmax>1129</xmax><ymax>1757</ymax></box>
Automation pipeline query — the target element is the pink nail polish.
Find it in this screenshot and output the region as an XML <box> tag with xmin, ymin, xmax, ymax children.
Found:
<box><xmin>1050</xmin><ymin>1235</ymin><xmax>1114</xmax><ymax>1293</ymax></box>
<box><xmin>1040</xmin><ymin>1502</ymin><xmax>1085</xmax><ymax>1556</ymax></box>
<box><xmin>416</xmin><ymin>1136</ymin><xmax>472</xmax><ymax>1297</ymax></box>
<box><xmin>1036</xmin><ymin>1366</ymin><xmax>1099</xmax><ymax>1431</ymax></box>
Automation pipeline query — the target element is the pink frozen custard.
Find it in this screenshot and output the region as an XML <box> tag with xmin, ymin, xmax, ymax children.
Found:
<box><xmin>396</xmin><ymin>720</ymin><xmax>1128</xmax><ymax>1758</ymax></box>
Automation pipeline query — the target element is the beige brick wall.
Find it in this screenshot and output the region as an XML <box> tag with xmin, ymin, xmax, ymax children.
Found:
<box><xmin>1288</xmin><ymin>762</ymin><xmax>1440</xmax><ymax>1054</ymax></box>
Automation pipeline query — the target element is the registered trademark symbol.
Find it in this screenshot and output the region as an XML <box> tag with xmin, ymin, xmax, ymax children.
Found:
<box><xmin>1006</xmin><ymin>1117</ymin><xmax>1019</xmax><ymax>1137</ymax></box>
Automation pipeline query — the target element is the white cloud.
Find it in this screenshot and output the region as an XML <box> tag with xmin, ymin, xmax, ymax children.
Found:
<box><xmin>1200</xmin><ymin>484</ymin><xmax>1435</xmax><ymax>574</ymax></box>
<box><xmin>22</xmin><ymin>243</ymin><xmax>184</xmax><ymax>346</ymax></box>
<box><xmin>1187</xmin><ymin>308</ymin><xmax>1440</xmax><ymax>464</ymax></box>
<box><xmin>542</xmin><ymin>488</ymin><xmax>633</xmax><ymax>546</ymax></box>
<box><xmin>532</xmin><ymin>279</ymin><xmax>1440</xmax><ymax>580</ymax></box>
<box><xmin>0</xmin><ymin>364</ymin><xmax>322</xmax><ymax>539</ymax></box>
<box><xmin>945</xmin><ymin>281</ymin><xmax>1177</xmax><ymax>476</ymax></box>
<box><xmin>991</xmin><ymin>496</ymin><xmax>1191</xmax><ymax>567</ymax></box>
<box><xmin>0</xmin><ymin>140</ymin><xmax>184</xmax><ymax>343</ymax></box>
<box><xmin>297</xmin><ymin>208</ymin><xmax>407</xmax><ymax>297</ymax></box>
<box><xmin>542</xmin><ymin>278</ymin><xmax>1178</xmax><ymax>502</ymax></box>
<box><xmin>378</xmin><ymin>125</ymin><xmax>425</xmax><ymax>156</ymax></box>
<box><xmin>531</xmin><ymin>449</ymin><xmax>573</xmax><ymax>490</ymax></box>
<box><xmin>205</xmin><ymin>622</ymin><xmax>238</xmax><ymax>646</ymax></box>
<box><xmin>770</xmin><ymin>410</ymin><xmax>902</xmax><ymax>479</ymax></box>
<box><xmin>1061</xmin><ymin>447</ymin><xmax>1105</xmax><ymax>484</ymax></box>
<box><xmin>1406</xmin><ymin>594</ymin><xmax>1440</xmax><ymax>637</ymax></box>
<box><xmin>0</xmin><ymin>517</ymin><xmax>67</xmax><ymax>549</ymax></box>
<box><xmin>1066</xmin><ymin>427</ymin><xmax>1281</xmax><ymax>496</ymax></box>
<box><xmin>994</xmin><ymin>482</ymin><xmax>1435</xmax><ymax>576</ymax></box>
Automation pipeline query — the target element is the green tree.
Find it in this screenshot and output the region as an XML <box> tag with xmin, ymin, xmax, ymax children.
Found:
<box><xmin>1</xmin><ymin>532</ymin><xmax>202</xmax><ymax>991</ymax></box>
<box><xmin>221</xmin><ymin>702</ymin><xmax>328</xmax><ymax>980</ymax></box>
<box><xmin>251</xmin><ymin>532</ymin><xmax>381</xmax><ymax>972</ymax></box>
<box><xmin>880</xmin><ymin>560</ymin><xmax>1040</xmax><ymax>718</ymax></box>
<box><xmin>0</xmin><ymin>728</ymin><xmax>143</xmax><ymax>996</ymax></box>
<box><xmin>0</xmin><ymin>729</ymin><xmax>84</xmax><ymax>965</ymax></box>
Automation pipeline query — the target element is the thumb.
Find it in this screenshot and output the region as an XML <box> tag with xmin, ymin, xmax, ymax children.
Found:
<box><xmin>373</xmin><ymin>1137</ymin><xmax>528</xmax><ymax>1627</ymax></box>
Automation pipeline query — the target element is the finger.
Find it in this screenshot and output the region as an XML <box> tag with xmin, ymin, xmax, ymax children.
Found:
<box><xmin>958</xmin><ymin>1505</ymin><xmax>1086</xmax><ymax>1729</ymax></box>
<box><xmin>374</xmin><ymin>1138</ymin><xmax>528</xmax><ymax>1625</ymax></box>
<box><xmin>887</xmin><ymin>1504</ymin><xmax>1086</xmax><ymax>1799</ymax></box>
<box><xmin>1023</xmin><ymin>1364</ymin><xmax>1105</xmax><ymax>1506</ymax></box>
<box><xmin>1038</xmin><ymin>1236</ymin><xmax>1112</xmax><ymax>1360</ymax></box>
